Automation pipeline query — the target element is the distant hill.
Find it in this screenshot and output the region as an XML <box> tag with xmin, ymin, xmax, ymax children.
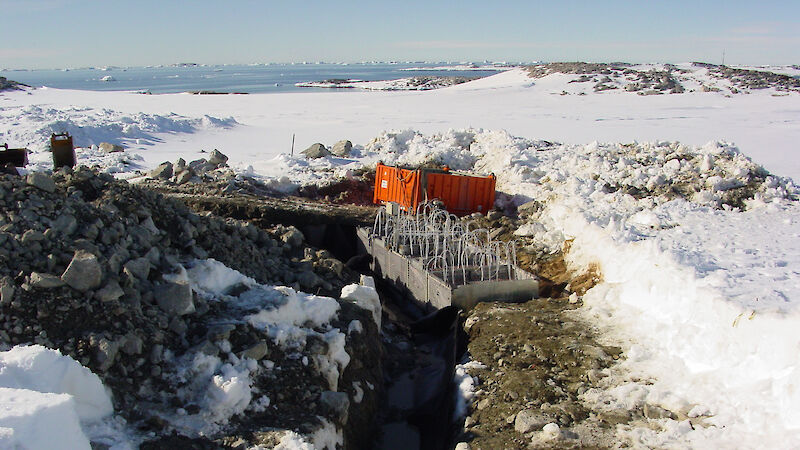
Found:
<box><xmin>525</xmin><ymin>62</ymin><xmax>800</xmax><ymax>95</ymax></box>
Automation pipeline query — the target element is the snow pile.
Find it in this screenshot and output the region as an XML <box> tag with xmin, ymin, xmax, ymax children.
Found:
<box><xmin>0</xmin><ymin>345</ymin><xmax>114</xmax><ymax>449</ymax></box>
<box><xmin>453</xmin><ymin>360</ymin><xmax>487</xmax><ymax>419</ymax></box>
<box><xmin>271</xmin><ymin>419</ymin><xmax>342</xmax><ymax>450</ymax></box>
<box><xmin>187</xmin><ymin>258</ymin><xmax>349</xmax><ymax>391</ymax></box>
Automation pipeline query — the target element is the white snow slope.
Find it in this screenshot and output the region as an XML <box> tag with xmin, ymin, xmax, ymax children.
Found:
<box><xmin>2</xmin><ymin>64</ymin><xmax>800</xmax><ymax>448</ymax></box>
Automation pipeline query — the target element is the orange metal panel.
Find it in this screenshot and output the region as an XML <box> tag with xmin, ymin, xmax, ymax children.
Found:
<box><xmin>373</xmin><ymin>163</ymin><xmax>422</xmax><ymax>211</ymax></box>
<box><xmin>374</xmin><ymin>163</ymin><xmax>496</xmax><ymax>216</ymax></box>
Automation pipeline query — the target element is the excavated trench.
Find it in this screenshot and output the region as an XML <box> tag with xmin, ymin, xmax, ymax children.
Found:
<box><xmin>178</xmin><ymin>192</ymin><xmax>628</xmax><ymax>449</ymax></box>
<box><xmin>298</xmin><ymin>222</ymin><xmax>468</xmax><ymax>450</ymax></box>
<box><xmin>178</xmin><ymin>193</ymin><xmax>469</xmax><ymax>449</ymax></box>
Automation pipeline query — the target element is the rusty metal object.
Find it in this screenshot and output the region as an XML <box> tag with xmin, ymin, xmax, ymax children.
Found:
<box><xmin>0</xmin><ymin>144</ymin><xmax>28</xmax><ymax>167</ymax></box>
<box><xmin>50</xmin><ymin>133</ymin><xmax>76</xmax><ymax>169</ymax></box>
<box><xmin>373</xmin><ymin>162</ymin><xmax>496</xmax><ymax>216</ymax></box>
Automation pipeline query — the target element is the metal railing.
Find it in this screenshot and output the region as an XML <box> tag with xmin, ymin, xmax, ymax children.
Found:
<box><xmin>370</xmin><ymin>202</ymin><xmax>519</xmax><ymax>286</ymax></box>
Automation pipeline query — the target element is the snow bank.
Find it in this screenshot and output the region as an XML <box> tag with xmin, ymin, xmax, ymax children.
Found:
<box><xmin>0</xmin><ymin>345</ymin><xmax>115</xmax><ymax>449</ymax></box>
<box><xmin>0</xmin><ymin>387</ymin><xmax>90</xmax><ymax>450</ymax></box>
<box><xmin>0</xmin><ymin>345</ymin><xmax>113</xmax><ymax>421</ymax></box>
<box><xmin>361</xmin><ymin>129</ymin><xmax>800</xmax><ymax>446</ymax></box>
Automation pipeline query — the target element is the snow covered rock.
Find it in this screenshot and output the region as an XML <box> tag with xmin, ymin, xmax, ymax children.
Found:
<box><xmin>302</xmin><ymin>143</ymin><xmax>331</xmax><ymax>159</ymax></box>
<box><xmin>330</xmin><ymin>140</ymin><xmax>353</xmax><ymax>157</ymax></box>
<box><xmin>98</xmin><ymin>142</ymin><xmax>124</xmax><ymax>153</ymax></box>
<box><xmin>514</xmin><ymin>408</ymin><xmax>550</xmax><ymax>433</ymax></box>
<box><xmin>149</xmin><ymin>161</ymin><xmax>173</xmax><ymax>179</ymax></box>
<box><xmin>340</xmin><ymin>282</ymin><xmax>381</xmax><ymax>329</ymax></box>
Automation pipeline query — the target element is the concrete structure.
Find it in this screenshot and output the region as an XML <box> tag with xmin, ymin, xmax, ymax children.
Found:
<box><xmin>357</xmin><ymin>227</ymin><xmax>538</xmax><ymax>311</ymax></box>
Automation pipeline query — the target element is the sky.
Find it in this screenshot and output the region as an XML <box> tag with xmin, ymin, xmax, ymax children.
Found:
<box><xmin>1</xmin><ymin>0</ymin><xmax>799</xmax><ymax>69</ymax></box>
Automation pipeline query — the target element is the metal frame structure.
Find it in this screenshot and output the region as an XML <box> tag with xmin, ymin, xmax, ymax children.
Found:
<box><xmin>361</xmin><ymin>202</ymin><xmax>538</xmax><ymax>310</ymax></box>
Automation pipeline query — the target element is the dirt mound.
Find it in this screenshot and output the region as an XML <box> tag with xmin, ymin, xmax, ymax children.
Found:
<box><xmin>0</xmin><ymin>166</ymin><xmax>382</xmax><ymax>447</ymax></box>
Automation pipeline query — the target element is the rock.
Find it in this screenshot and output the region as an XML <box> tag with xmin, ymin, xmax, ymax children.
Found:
<box><xmin>280</xmin><ymin>227</ymin><xmax>304</xmax><ymax>247</ymax></box>
<box><xmin>454</xmin><ymin>443</ymin><xmax>471</xmax><ymax>450</ymax></box>
<box><xmin>319</xmin><ymin>391</ymin><xmax>349</xmax><ymax>424</ymax></box>
<box><xmin>542</xmin><ymin>422</ymin><xmax>561</xmax><ymax>438</ymax></box>
<box><xmin>95</xmin><ymin>337</ymin><xmax>119</xmax><ymax>372</ymax></box>
<box><xmin>174</xmin><ymin>158</ymin><xmax>187</xmax><ymax>173</ymax></box>
<box><xmin>208</xmin><ymin>149</ymin><xmax>229</xmax><ymax>166</ymax></box>
<box><xmin>301</xmin><ymin>143</ymin><xmax>330</xmax><ymax>159</ymax></box>
<box><xmin>168</xmin><ymin>317</ymin><xmax>188</xmax><ymax>336</ymax></box>
<box><xmin>643</xmin><ymin>403</ymin><xmax>677</xmax><ymax>420</ymax></box>
<box><xmin>26</xmin><ymin>172</ymin><xmax>56</xmax><ymax>193</ymax></box>
<box><xmin>477</xmin><ymin>398</ymin><xmax>491</xmax><ymax>410</ymax></box>
<box><xmin>154</xmin><ymin>280</ymin><xmax>195</xmax><ymax>315</ymax></box>
<box><xmin>99</xmin><ymin>142</ymin><xmax>124</xmax><ymax>153</ymax></box>
<box><xmin>29</xmin><ymin>272</ymin><xmax>66</xmax><ymax>289</ymax></box>
<box><xmin>515</xmin><ymin>408</ymin><xmax>550</xmax><ymax>433</ymax></box>
<box><xmin>124</xmin><ymin>258</ymin><xmax>151</xmax><ymax>280</ymax></box>
<box><xmin>52</xmin><ymin>214</ymin><xmax>78</xmax><ymax>236</ymax></box>
<box><xmin>330</xmin><ymin>140</ymin><xmax>352</xmax><ymax>157</ymax></box>
<box><xmin>149</xmin><ymin>162</ymin><xmax>173</xmax><ymax>179</ymax></box>
<box><xmin>297</xmin><ymin>271</ymin><xmax>323</xmax><ymax>290</ymax></box>
<box><xmin>61</xmin><ymin>250</ymin><xmax>103</xmax><ymax>292</ymax></box>
<box><xmin>0</xmin><ymin>277</ymin><xmax>14</xmax><ymax>305</ymax></box>
<box><xmin>486</xmin><ymin>209</ymin><xmax>503</xmax><ymax>221</ymax></box>
<box><xmin>95</xmin><ymin>280</ymin><xmax>124</xmax><ymax>302</ymax></box>
<box><xmin>340</xmin><ymin>284</ymin><xmax>381</xmax><ymax>329</ymax></box>
<box><xmin>319</xmin><ymin>258</ymin><xmax>344</xmax><ymax>278</ymax></box>
<box><xmin>240</xmin><ymin>341</ymin><xmax>269</xmax><ymax>360</ymax></box>
<box><xmin>122</xmin><ymin>334</ymin><xmax>143</xmax><ymax>355</ymax></box>
<box><xmin>21</xmin><ymin>230</ymin><xmax>45</xmax><ymax>244</ymax></box>
<box><xmin>175</xmin><ymin>169</ymin><xmax>193</xmax><ymax>185</ymax></box>
<box><xmin>207</xmin><ymin>324</ymin><xmax>236</xmax><ymax>341</ymax></box>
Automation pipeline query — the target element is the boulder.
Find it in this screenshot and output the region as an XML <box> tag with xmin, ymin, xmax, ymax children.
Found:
<box><xmin>154</xmin><ymin>280</ymin><xmax>195</xmax><ymax>315</ymax></box>
<box><xmin>98</xmin><ymin>142</ymin><xmax>124</xmax><ymax>153</ymax></box>
<box><xmin>514</xmin><ymin>408</ymin><xmax>550</xmax><ymax>433</ymax></box>
<box><xmin>26</xmin><ymin>172</ymin><xmax>56</xmax><ymax>193</ymax></box>
<box><xmin>29</xmin><ymin>272</ymin><xmax>66</xmax><ymax>289</ymax></box>
<box><xmin>340</xmin><ymin>283</ymin><xmax>381</xmax><ymax>329</ymax></box>
<box><xmin>280</xmin><ymin>227</ymin><xmax>305</xmax><ymax>248</ymax></box>
<box><xmin>301</xmin><ymin>143</ymin><xmax>330</xmax><ymax>159</ymax></box>
<box><xmin>175</xmin><ymin>169</ymin><xmax>194</xmax><ymax>185</ymax></box>
<box><xmin>95</xmin><ymin>280</ymin><xmax>124</xmax><ymax>302</ymax></box>
<box><xmin>330</xmin><ymin>140</ymin><xmax>352</xmax><ymax>157</ymax></box>
<box><xmin>240</xmin><ymin>341</ymin><xmax>269</xmax><ymax>360</ymax></box>
<box><xmin>149</xmin><ymin>162</ymin><xmax>173</xmax><ymax>179</ymax></box>
<box><xmin>208</xmin><ymin>149</ymin><xmax>229</xmax><ymax>166</ymax></box>
<box><xmin>0</xmin><ymin>277</ymin><xmax>14</xmax><ymax>304</ymax></box>
<box><xmin>95</xmin><ymin>337</ymin><xmax>119</xmax><ymax>372</ymax></box>
<box><xmin>61</xmin><ymin>251</ymin><xmax>103</xmax><ymax>292</ymax></box>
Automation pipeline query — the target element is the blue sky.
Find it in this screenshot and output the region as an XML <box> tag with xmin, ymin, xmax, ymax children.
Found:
<box><xmin>1</xmin><ymin>0</ymin><xmax>798</xmax><ymax>69</ymax></box>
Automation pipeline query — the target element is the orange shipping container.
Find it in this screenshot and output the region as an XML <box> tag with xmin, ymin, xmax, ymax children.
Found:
<box><xmin>373</xmin><ymin>162</ymin><xmax>496</xmax><ymax>216</ymax></box>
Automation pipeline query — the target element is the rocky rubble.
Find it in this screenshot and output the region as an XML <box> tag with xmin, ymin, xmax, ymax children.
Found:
<box><xmin>528</xmin><ymin>62</ymin><xmax>799</xmax><ymax>95</ymax></box>
<box><xmin>0</xmin><ymin>77</ymin><xmax>28</xmax><ymax>92</ymax></box>
<box><xmin>694</xmin><ymin>62</ymin><xmax>800</xmax><ymax>93</ymax></box>
<box><xmin>0</xmin><ymin>166</ymin><xmax>382</xmax><ymax>447</ymax></box>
